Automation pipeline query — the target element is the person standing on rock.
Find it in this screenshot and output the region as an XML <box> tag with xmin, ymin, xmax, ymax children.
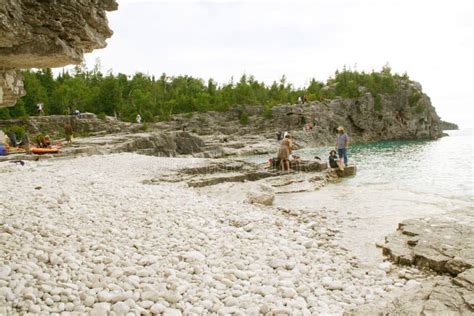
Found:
<box><xmin>335</xmin><ymin>126</ymin><xmax>349</xmax><ymax>166</ymax></box>
<box><xmin>36</xmin><ymin>102</ymin><xmax>44</xmax><ymax>116</ymax></box>
<box><xmin>278</xmin><ymin>134</ymin><xmax>292</xmax><ymax>172</ymax></box>
<box><xmin>136</xmin><ymin>114</ymin><xmax>142</xmax><ymax>124</ymax></box>
<box><xmin>64</xmin><ymin>122</ymin><xmax>73</xmax><ymax>145</ymax></box>
<box><xmin>276</xmin><ymin>131</ymin><xmax>282</xmax><ymax>141</ymax></box>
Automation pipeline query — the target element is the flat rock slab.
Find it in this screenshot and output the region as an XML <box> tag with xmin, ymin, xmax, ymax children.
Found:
<box><xmin>345</xmin><ymin>274</ymin><xmax>474</xmax><ymax>315</ymax></box>
<box><xmin>382</xmin><ymin>213</ymin><xmax>474</xmax><ymax>276</ymax></box>
<box><xmin>187</xmin><ymin>171</ymin><xmax>275</xmax><ymax>188</ymax></box>
<box><xmin>289</xmin><ymin>160</ymin><xmax>328</xmax><ymax>172</ymax></box>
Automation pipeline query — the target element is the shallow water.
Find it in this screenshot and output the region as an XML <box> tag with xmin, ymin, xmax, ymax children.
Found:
<box><xmin>274</xmin><ymin>129</ymin><xmax>474</xmax><ymax>265</ymax></box>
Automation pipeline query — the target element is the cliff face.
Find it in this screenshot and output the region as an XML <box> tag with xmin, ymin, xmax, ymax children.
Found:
<box><xmin>0</xmin><ymin>0</ymin><xmax>118</xmax><ymax>108</ymax></box>
<box><xmin>159</xmin><ymin>82</ymin><xmax>445</xmax><ymax>146</ymax></box>
<box><xmin>440</xmin><ymin>120</ymin><xmax>459</xmax><ymax>130</ymax></box>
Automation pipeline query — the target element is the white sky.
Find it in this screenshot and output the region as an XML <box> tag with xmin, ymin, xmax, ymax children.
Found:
<box><xmin>77</xmin><ymin>0</ymin><xmax>473</xmax><ymax>127</ymax></box>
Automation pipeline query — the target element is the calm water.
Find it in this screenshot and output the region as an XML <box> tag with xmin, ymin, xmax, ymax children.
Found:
<box><xmin>272</xmin><ymin>129</ymin><xmax>474</xmax><ymax>265</ymax></box>
<box><xmin>296</xmin><ymin>129</ymin><xmax>474</xmax><ymax>202</ymax></box>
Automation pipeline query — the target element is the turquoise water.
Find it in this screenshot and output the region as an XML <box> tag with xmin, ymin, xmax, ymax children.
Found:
<box><xmin>300</xmin><ymin>129</ymin><xmax>474</xmax><ymax>202</ymax></box>
<box><xmin>272</xmin><ymin>129</ymin><xmax>473</xmax><ymax>264</ymax></box>
<box><xmin>253</xmin><ymin>129</ymin><xmax>474</xmax><ymax>202</ymax></box>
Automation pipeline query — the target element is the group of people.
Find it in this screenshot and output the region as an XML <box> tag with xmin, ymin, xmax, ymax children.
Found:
<box><xmin>297</xmin><ymin>95</ymin><xmax>309</xmax><ymax>104</ymax></box>
<box><xmin>275</xmin><ymin>126</ymin><xmax>350</xmax><ymax>172</ymax></box>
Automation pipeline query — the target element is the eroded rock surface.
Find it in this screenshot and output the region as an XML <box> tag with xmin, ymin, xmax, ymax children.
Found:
<box><xmin>159</xmin><ymin>85</ymin><xmax>446</xmax><ymax>145</ymax></box>
<box><xmin>347</xmin><ymin>212</ymin><xmax>474</xmax><ymax>315</ymax></box>
<box><xmin>0</xmin><ymin>0</ymin><xmax>118</xmax><ymax>107</ymax></box>
<box><xmin>382</xmin><ymin>214</ymin><xmax>474</xmax><ymax>275</ymax></box>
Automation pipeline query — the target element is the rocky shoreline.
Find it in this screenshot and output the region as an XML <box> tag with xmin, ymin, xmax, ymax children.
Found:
<box><xmin>1</xmin><ymin>113</ymin><xmax>469</xmax><ymax>315</ymax></box>
<box><xmin>0</xmin><ymin>153</ymin><xmax>402</xmax><ymax>315</ymax></box>
<box><xmin>2</xmin><ymin>150</ymin><xmax>470</xmax><ymax>315</ymax></box>
<box><xmin>347</xmin><ymin>211</ymin><xmax>473</xmax><ymax>315</ymax></box>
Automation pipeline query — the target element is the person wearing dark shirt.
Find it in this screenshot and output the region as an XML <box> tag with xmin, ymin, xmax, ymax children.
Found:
<box><xmin>276</xmin><ymin>131</ymin><xmax>282</xmax><ymax>141</ymax></box>
<box><xmin>329</xmin><ymin>150</ymin><xmax>344</xmax><ymax>171</ymax></box>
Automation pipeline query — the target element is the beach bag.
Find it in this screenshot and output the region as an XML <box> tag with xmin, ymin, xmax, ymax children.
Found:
<box><xmin>270</xmin><ymin>157</ymin><xmax>280</xmax><ymax>169</ymax></box>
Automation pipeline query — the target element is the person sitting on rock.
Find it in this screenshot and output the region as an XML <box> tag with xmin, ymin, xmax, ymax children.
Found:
<box><xmin>292</xmin><ymin>154</ymin><xmax>302</xmax><ymax>161</ymax></box>
<box><xmin>36</xmin><ymin>134</ymin><xmax>51</xmax><ymax>148</ymax></box>
<box><xmin>277</xmin><ymin>134</ymin><xmax>292</xmax><ymax>172</ymax></box>
<box><xmin>329</xmin><ymin>150</ymin><xmax>344</xmax><ymax>171</ymax></box>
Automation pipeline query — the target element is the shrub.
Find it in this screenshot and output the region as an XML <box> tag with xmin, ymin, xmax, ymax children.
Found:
<box><xmin>239</xmin><ymin>112</ymin><xmax>249</xmax><ymax>125</ymax></box>
<box><xmin>4</xmin><ymin>125</ymin><xmax>26</xmax><ymax>140</ymax></box>
<box><xmin>408</xmin><ymin>90</ymin><xmax>421</xmax><ymax>107</ymax></box>
<box><xmin>140</xmin><ymin>122</ymin><xmax>148</xmax><ymax>131</ymax></box>
<box><xmin>374</xmin><ymin>94</ymin><xmax>382</xmax><ymax>112</ymax></box>
<box><xmin>184</xmin><ymin>112</ymin><xmax>194</xmax><ymax>119</ymax></box>
<box><xmin>262</xmin><ymin>105</ymin><xmax>273</xmax><ymax>119</ymax></box>
<box><xmin>38</xmin><ymin>123</ymin><xmax>49</xmax><ymax>134</ymax></box>
<box><xmin>415</xmin><ymin>105</ymin><xmax>425</xmax><ymax>113</ymax></box>
<box><xmin>97</xmin><ymin>112</ymin><xmax>107</xmax><ymax>120</ymax></box>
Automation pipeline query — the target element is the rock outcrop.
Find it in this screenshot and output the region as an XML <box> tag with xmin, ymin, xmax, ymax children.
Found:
<box><xmin>157</xmin><ymin>82</ymin><xmax>446</xmax><ymax>145</ymax></box>
<box><xmin>441</xmin><ymin>120</ymin><xmax>459</xmax><ymax>130</ymax></box>
<box><xmin>382</xmin><ymin>215</ymin><xmax>473</xmax><ymax>275</ymax></box>
<box><xmin>347</xmin><ymin>211</ymin><xmax>474</xmax><ymax>315</ymax></box>
<box><xmin>0</xmin><ymin>0</ymin><xmax>118</xmax><ymax>107</ymax></box>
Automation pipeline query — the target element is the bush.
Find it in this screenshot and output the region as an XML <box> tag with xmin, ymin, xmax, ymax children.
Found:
<box><xmin>239</xmin><ymin>112</ymin><xmax>249</xmax><ymax>125</ymax></box>
<box><xmin>408</xmin><ymin>90</ymin><xmax>421</xmax><ymax>107</ymax></box>
<box><xmin>262</xmin><ymin>105</ymin><xmax>273</xmax><ymax>119</ymax></box>
<box><xmin>374</xmin><ymin>94</ymin><xmax>382</xmax><ymax>112</ymax></box>
<box><xmin>184</xmin><ymin>112</ymin><xmax>194</xmax><ymax>119</ymax></box>
<box><xmin>4</xmin><ymin>125</ymin><xmax>26</xmax><ymax>140</ymax></box>
<box><xmin>97</xmin><ymin>112</ymin><xmax>107</xmax><ymax>120</ymax></box>
<box><xmin>415</xmin><ymin>105</ymin><xmax>425</xmax><ymax>113</ymax></box>
<box><xmin>140</xmin><ymin>122</ymin><xmax>148</xmax><ymax>131</ymax></box>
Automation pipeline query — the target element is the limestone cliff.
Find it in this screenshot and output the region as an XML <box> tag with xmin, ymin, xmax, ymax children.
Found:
<box><xmin>0</xmin><ymin>0</ymin><xmax>118</xmax><ymax>108</ymax></box>
<box><xmin>440</xmin><ymin>120</ymin><xmax>459</xmax><ymax>130</ymax></box>
<box><xmin>159</xmin><ymin>81</ymin><xmax>446</xmax><ymax>146</ymax></box>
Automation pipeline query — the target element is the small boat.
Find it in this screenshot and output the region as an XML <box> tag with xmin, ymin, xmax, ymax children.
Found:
<box><xmin>31</xmin><ymin>147</ymin><xmax>59</xmax><ymax>154</ymax></box>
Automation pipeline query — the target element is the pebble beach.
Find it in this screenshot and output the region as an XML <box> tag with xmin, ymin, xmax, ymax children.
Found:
<box><xmin>1</xmin><ymin>153</ymin><xmax>420</xmax><ymax>315</ymax></box>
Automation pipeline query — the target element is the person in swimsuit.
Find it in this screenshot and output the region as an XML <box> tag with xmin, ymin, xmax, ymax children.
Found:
<box><xmin>277</xmin><ymin>134</ymin><xmax>292</xmax><ymax>172</ymax></box>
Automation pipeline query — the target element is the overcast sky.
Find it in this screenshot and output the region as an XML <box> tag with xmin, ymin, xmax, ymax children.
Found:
<box><xmin>79</xmin><ymin>0</ymin><xmax>473</xmax><ymax>127</ymax></box>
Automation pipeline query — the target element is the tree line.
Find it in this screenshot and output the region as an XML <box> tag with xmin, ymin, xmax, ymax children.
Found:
<box><xmin>0</xmin><ymin>63</ymin><xmax>411</xmax><ymax>122</ymax></box>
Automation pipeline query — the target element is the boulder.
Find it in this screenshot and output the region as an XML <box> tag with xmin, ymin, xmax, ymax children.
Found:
<box><xmin>246</xmin><ymin>184</ymin><xmax>275</xmax><ymax>206</ymax></box>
